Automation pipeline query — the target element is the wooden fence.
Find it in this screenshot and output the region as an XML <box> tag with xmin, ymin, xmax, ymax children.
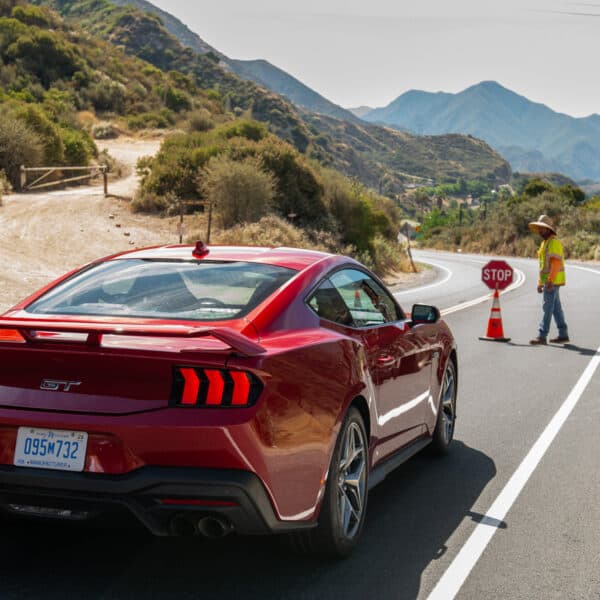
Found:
<box><xmin>20</xmin><ymin>165</ymin><xmax>108</xmax><ymax>195</ymax></box>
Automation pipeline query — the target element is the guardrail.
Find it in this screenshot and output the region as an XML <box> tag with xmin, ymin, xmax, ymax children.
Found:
<box><xmin>19</xmin><ymin>165</ymin><xmax>108</xmax><ymax>195</ymax></box>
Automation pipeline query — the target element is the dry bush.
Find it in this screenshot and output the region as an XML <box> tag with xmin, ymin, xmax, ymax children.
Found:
<box><xmin>187</xmin><ymin>109</ymin><xmax>215</xmax><ymax>132</ymax></box>
<box><xmin>210</xmin><ymin>215</ymin><xmax>330</xmax><ymax>250</ymax></box>
<box><xmin>132</xmin><ymin>190</ymin><xmax>172</xmax><ymax>214</ymax></box>
<box><xmin>200</xmin><ymin>155</ymin><xmax>275</xmax><ymax>229</ymax></box>
<box><xmin>0</xmin><ymin>169</ymin><xmax>12</xmax><ymax>207</ymax></box>
<box><xmin>77</xmin><ymin>111</ymin><xmax>97</xmax><ymax>129</ymax></box>
<box><xmin>96</xmin><ymin>149</ymin><xmax>129</xmax><ymax>180</ymax></box>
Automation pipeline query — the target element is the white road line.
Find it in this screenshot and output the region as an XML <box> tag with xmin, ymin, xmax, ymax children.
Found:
<box><xmin>569</xmin><ymin>264</ymin><xmax>600</xmax><ymax>275</ymax></box>
<box><xmin>395</xmin><ymin>257</ymin><xmax>526</xmax><ymax>316</ymax></box>
<box><xmin>440</xmin><ymin>269</ymin><xmax>526</xmax><ymax>316</ymax></box>
<box><xmin>426</xmin><ymin>345</ymin><xmax>600</xmax><ymax>600</ymax></box>
<box><xmin>394</xmin><ymin>261</ymin><xmax>452</xmax><ymax>296</ymax></box>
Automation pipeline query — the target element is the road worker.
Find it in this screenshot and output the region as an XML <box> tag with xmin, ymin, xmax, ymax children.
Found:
<box><xmin>528</xmin><ymin>215</ymin><xmax>569</xmax><ymax>345</ymax></box>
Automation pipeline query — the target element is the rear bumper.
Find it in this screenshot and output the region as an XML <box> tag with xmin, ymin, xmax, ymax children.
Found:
<box><xmin>0</xmin><ymin>465</ymin><xmax>315</xmax><ymax>536</ymax></box>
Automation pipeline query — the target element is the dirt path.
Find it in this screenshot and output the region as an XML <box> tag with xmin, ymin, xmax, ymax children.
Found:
<box><xmin>0</xmin><ymin>138</ymin><xmax>182</xmax><ymax>312</ymax></box>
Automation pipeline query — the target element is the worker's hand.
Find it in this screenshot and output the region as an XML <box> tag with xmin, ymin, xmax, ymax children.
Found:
<box><xmin>537</xmin><ymin>285</ymin><xmax>544</xmax><ymax>294</ymax></box>
<box><xmin>545</xmin><ymin>281</ymin><xmax>554</xmax><ymax>291</ymax></box>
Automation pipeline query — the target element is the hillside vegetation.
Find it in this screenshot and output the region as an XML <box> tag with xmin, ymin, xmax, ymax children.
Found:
<box><xmin>0</xmin><ymin>0</ymin><xmax>223</xmax><ymax>186</ymax></box>
<box><xmin>418</xmin><ymin>179</ymin><xmax>600</xmax><ymax>260</ymax></box>
<box><xmin>134</xmin><ymin>120</ymin><xmax>407</xmax><ymax>273</ymax></box>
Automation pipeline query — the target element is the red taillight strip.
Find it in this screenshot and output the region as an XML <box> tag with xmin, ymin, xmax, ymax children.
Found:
<box><xmin>204</xmin><ymin>370</ymin><xmax>224</xmax><ymax>406</ymax></box>
<box><xmin>159</xmin><ymin>498</ymin><xmax>238</xmax><ymax>507</ymax></box>
<box><xmin>180</xmin><ymin>368</ymin><xmax>200</xmax><ymax>405</ymax></box>
<box><xmin>0</xmin><ymin>329</ymin><xmax>26</xmax><ymax>343</ymax></box>
<box><xmin>230</xmin><ymin>371</ymin><xmax>251</xmax><ymax>406</ymax></box>
<box><xmin>173</xmin><ymin>367</ymin><xmax>261</xmax><ymax>408</ymax></box>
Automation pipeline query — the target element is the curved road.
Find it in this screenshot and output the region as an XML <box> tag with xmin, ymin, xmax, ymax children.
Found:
<box><xmin>1</xmin><ymin>250</ymin><xmax>599</xmax><ymax>599</ymax></box>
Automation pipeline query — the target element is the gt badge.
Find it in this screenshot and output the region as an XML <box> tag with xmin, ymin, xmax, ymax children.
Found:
<box><xmin>40</xmin><ymin>380</ymin><xmax>82</xmax><ymax>392</ymax></box>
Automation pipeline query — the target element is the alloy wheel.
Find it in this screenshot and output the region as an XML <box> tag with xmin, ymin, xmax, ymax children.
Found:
<box><xmin>337</xmin><ymin>421</ymin><xmax>367</xmax><ymax>539</ymax></box>
<box><xmin>440</xmin><ymin>364</ymin><xmax>456</xmax><ymax>444</ymax></box>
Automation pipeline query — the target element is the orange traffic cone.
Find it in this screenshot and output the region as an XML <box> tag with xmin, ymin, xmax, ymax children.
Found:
<box><xmin>479</xmin><ymin>288</ymin><xmax>511</xmax><ymax>342</ymax></box>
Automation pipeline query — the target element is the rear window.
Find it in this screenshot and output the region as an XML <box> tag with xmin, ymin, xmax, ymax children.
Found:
<box><xmin>26</xmin><ymin>259</ymin><xmax>296</xmax><ymax>321</ymax></box>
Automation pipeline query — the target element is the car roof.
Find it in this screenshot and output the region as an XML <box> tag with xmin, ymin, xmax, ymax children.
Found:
<box><xmin>108</xmin><ymin>245</ymin><xmax>334</xmax><ymax>271</ymax></box>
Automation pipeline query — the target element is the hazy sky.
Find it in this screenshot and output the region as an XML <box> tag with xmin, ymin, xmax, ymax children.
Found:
<box><xmin>151</xmin><ymin>0</ymin><xmax>599</xmax><ymax>117</ymax></box>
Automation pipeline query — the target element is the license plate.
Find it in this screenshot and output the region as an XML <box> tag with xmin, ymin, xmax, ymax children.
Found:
<box><xmin>14</xmin><ymin>427</ymin><xmax>88</xmax><ymax>472</ymax></box>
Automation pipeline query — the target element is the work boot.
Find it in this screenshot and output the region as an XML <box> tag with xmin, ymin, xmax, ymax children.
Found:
<box><xmin>550</xmin><ymin>336</ymin><xmax>570</xmax><ymax>343</ymax></box>
<box><xmin>529</xmin><ymin>337</ymin><xmax>547</xmax><ymax>345</ymax></box>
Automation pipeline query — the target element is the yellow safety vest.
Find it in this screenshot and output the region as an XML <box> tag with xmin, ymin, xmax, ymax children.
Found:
<box><xmin>538</xmin><ymin>236</ymin><xmax>566</xmax><ymax>285</ymax></box>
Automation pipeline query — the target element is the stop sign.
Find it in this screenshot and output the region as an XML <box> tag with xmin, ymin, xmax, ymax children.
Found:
<box><xmin>482</xmin><ymin>260</ymin><xmax>514</xmax><ymax>290</ymax></box>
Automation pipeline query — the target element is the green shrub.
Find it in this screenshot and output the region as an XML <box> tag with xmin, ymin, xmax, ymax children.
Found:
<box><xmin>5</xmin><ymin>30</ymin><xmax>83</xmax><ymax>88</ymax></box>
<box><xmin>11</xmin><ymin>5</ymin><xmax>56</xmax><ymax>28</ymax></box>
<box><xmin>164</xmin><ymin>86</ymin><xmax>191</xmax><ymax>112</ymax></box>
<box><xmin>219</xmin><ymin>120</ymin><xmax>268</xmax><ymax>142</ymax></box>
<box><xmin>92</xmin><ymin>122</ymin><xmax>119</xmax><ymax>139</ymax></box>
<box><xmin>84</xmin><ymin>79</ymin><xmax>126</xmax><ymax>113</ymax></box>
<box><xmin>0</xmin><ymin>115</ymin><xmax>43</xmax><ymax>187</ymax></box>
<box><xmin>14</xmin><ymin>103</ymin><xmax>64</xmax><ymax>164</ymax></box>
<box><xmin>60</xmin><ymin>127</ymin><xmax>95</xmax><ymax>165</ymax></box>
<box><xmin>127</xmin><ymin>109</ymin><xmax>175</xmax><ymax>130</ymax></box>
<box><xmin>200</xmin><ymin>155</ymin><xmax>275</xmax><ymax>229</ymax></box>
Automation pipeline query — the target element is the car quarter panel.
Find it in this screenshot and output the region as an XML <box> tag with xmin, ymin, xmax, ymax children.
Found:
<box><xmin>228</xmin><ymin>331</ymin><xmax>372</xmax><ymax>521</ymax></box>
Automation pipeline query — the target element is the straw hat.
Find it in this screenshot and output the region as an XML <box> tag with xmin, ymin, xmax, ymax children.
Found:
<box><xmin>528</xmin><ymin>214</ymin><xmax>556</xmax><ymax>235</ymax></box>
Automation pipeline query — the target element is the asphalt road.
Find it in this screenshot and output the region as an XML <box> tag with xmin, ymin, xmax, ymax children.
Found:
<box><xmin>1</xmin><ymin>250</ymin><xmax>599</xmax><ymax>599</ymax></box>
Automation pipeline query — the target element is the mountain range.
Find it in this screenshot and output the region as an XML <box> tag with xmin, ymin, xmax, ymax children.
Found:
<box><xmin>111</xmin><ymin>1</ymin><xmax>598</xmax><ymax>183</ymax></box>
<box><xmin>360</xmin><ymin>82</ymin><xmax>600</xmax><ymax>182</ymax></box>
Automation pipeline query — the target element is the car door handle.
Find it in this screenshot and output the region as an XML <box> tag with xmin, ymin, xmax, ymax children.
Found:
<box><xmin>377</xmin><ymin>355</ymin><xmax>396</xmax><ymax>367</ymax></box>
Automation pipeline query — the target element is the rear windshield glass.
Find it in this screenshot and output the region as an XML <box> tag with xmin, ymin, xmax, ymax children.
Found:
<box><xmin>26</xmin><ymin>259</ymin><xmax>296</xmax><ymax>321</ymax></box>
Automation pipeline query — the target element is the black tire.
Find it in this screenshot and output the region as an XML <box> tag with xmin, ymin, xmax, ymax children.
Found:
<box><xmin>429</xmin><ymin>359</ymin><xmax>457</xmax><ymax>455</ymax></box>
<box><xmin>288</xmin><ymin>406</ymin><xmax>369</xmax><ymax>557</ymax></box>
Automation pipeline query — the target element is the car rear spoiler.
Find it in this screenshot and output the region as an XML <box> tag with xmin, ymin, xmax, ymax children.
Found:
<box><xmin>0</xmin><ymin>318</ymin><xmax>266</xmax><ymax>357</ymax></box>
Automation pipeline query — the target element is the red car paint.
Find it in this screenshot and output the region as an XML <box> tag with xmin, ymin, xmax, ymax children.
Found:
<box><xmin>0</xmin><ymin>244</ymin><xmax>456</xmax><ymax>531</ymax></box>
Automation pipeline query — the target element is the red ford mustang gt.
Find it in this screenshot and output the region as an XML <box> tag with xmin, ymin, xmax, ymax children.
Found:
<box><xmin>0</xmin><ymin>242</ymin><xmax>457</xmax><ymax>556</ymax></box>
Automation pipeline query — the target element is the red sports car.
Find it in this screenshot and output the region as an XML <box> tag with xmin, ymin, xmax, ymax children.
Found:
<box><xmin>0</xmin><ymin>242</ymin><xmax>457</xmax><ymax>556</ymax></box>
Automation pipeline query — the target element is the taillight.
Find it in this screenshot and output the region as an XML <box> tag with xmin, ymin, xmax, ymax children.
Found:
<box><xmin>158</xmin><ymin>498</ymin><xmax>239</xmax><ymax>507</ymax></box>
<box><xmin>0</xmin><ymin>329</ymin><xmax>26</xmax><ymax>343</ymax></box>
<box><xmin>171</xmin><ymin>367</ymin><xmax>262</xmax><ymax>408</ymax></box>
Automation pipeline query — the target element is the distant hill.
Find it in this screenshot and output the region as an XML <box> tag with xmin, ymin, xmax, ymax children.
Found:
<box><xmin>364</xmin><ymin>81</ymin><xmax>600</xmax><ymax>181</ymax></box>
<box><xmin>302</xmin><ymin>111</ymin><xmax>511</xmax><ymax>189</ymax></box>
<box><xmin>348</xmin><ymin>106</ymin><xmax>375</xmax><ymax>119</ymax></box>
<box><xmin>228</xmin><ymin>59</ymin><xmax>360</xmax><ymax>122</ymax></box>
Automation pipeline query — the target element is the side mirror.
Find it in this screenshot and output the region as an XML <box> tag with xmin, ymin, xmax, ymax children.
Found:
<box><xmin>411</xmin><ymin>304</ymin><xmax>440</xmax><ymax>325</ymax></box>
